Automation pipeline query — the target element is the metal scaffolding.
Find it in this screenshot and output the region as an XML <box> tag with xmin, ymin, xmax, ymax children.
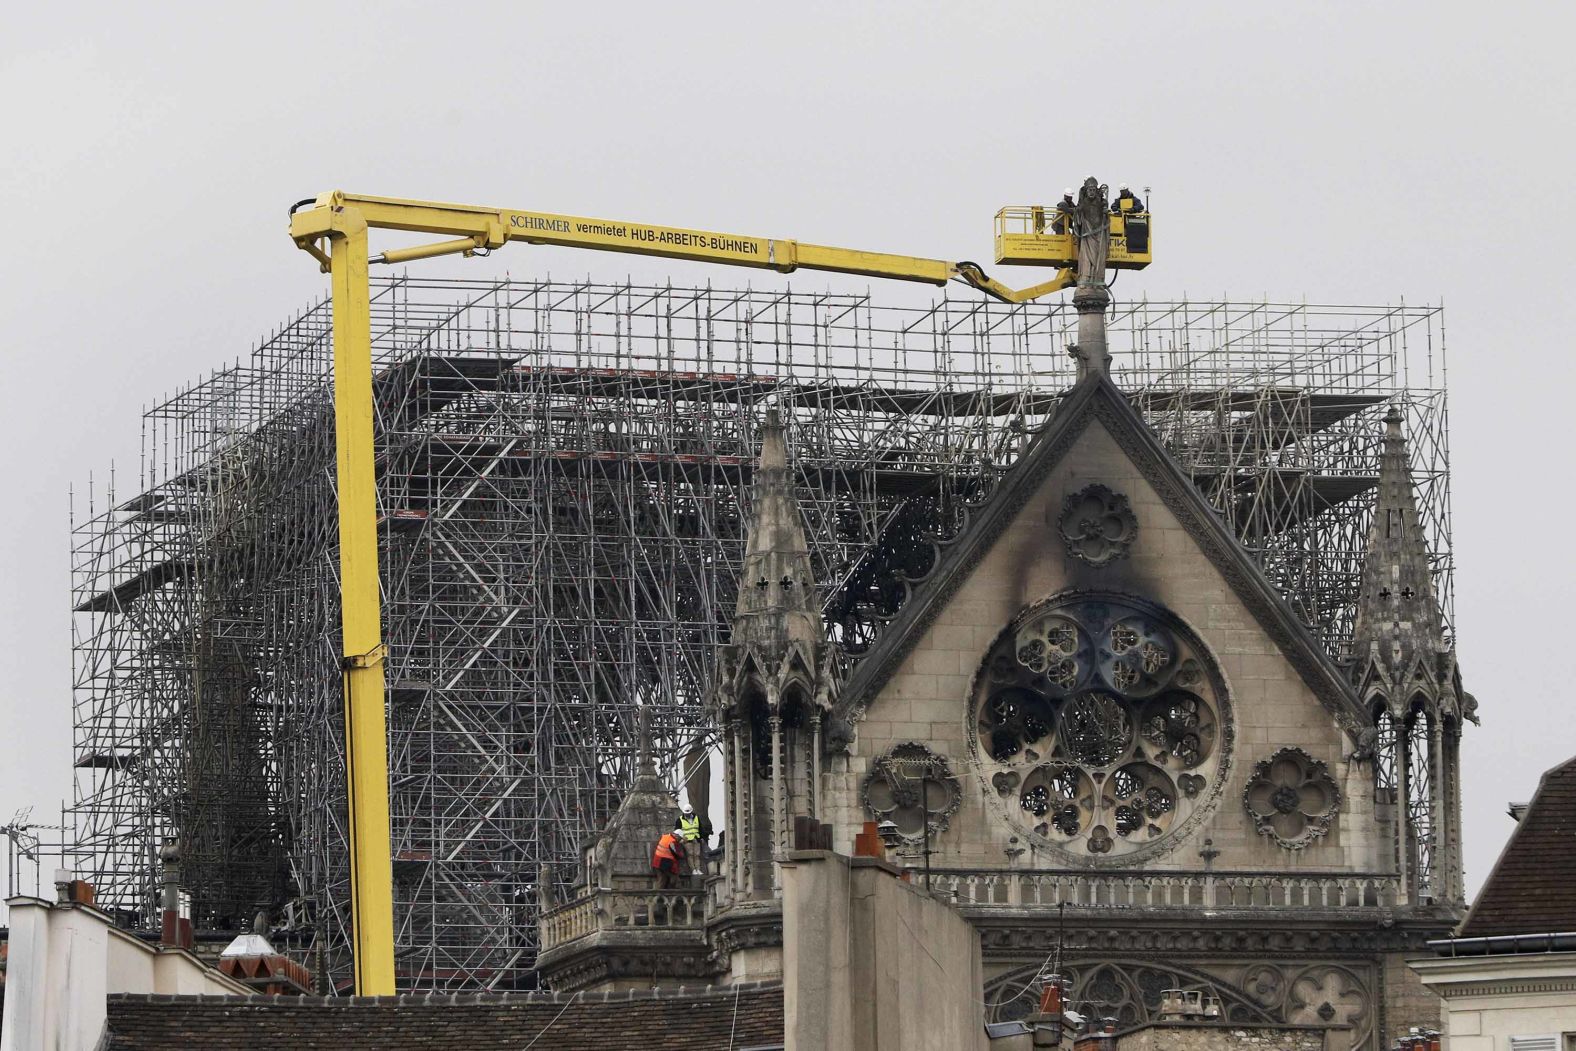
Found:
<box><xmin>68</xmin><ymin>277</ymin><xmax>1450</xmax><ymax>990</ymax></box>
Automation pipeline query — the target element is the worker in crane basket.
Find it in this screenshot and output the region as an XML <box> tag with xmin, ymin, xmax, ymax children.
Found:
<box><xmin>1111</xmin><ymin>183</ymin><xmax>1145</xmax><ymax>213</ymax></box>
<box><xmin>652</xmin><ymin>825</ymin><xmax>687</xmax><ymax>890</ymax></box>
<box><xmin>1052</xmin><ymin>188</ymin><xmax>1076</xmax><ymax>233</ymax></box>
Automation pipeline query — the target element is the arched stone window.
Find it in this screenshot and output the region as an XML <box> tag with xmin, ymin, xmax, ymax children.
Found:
<box><xmin>1404</xmin><ymin>703</ymin><xmax>1435</xmax><ymax>896</ymax></box>
<box><xmin>1370</xmin><ymin>702</ymin><xmax>1397</xmax><ymax>799</ymax></box>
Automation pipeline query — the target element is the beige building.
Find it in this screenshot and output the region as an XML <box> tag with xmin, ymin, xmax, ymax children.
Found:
<box><xmin>0</xmin><ymin>891</ymin><xmax>249</xmax><ymax>1051</ymax></box>
<box><xmin>1411</xmin><ymin>756</ymin><xmax>1576</xmax><ymax>1051</ymax></box>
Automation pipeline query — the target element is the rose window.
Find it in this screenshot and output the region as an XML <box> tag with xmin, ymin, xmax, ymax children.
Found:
<box><xmin>973</xmin><ymin>594</ymin><xmax>1230</xmax><ymax>860</ymax></box>
<box><xmin>1061</xmin><ymin>692</ymin><xmax>1133</xmax><ymax>766</ymax></box>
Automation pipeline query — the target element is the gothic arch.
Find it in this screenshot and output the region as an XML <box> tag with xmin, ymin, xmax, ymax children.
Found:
<box><xmin>983</xmin><ymin>958</ymin><xmax>1374</xmax><ymax>1050</ymax></box>
<box><xmin>1402</xmin><ymin>703</ymin><xmax>1437</xmax><ymax>897</ymax></box>
<box><xmin>1370</xmin><ymin>701</ymin><xmax>1397</xmax><ymax>796</ymax></box>
<box><xmin>984</xmin><ymin>957</ymin><xmax>1279</xmax><ymax>1027</ymax></box>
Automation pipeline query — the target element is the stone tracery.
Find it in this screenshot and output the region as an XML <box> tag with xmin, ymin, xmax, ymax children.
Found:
<box><xmin>1056</xmin><ymin>484</ymin><xmax>1138</xmax><ymax>566</ymax></box>
<box><xmin>861</xmin><ymin>742</ymin><xmax>962</xmax><ymax>843</ymax></box>
<box><xmin>972</xmin><ymin>594</ymin><xmax>1230</xmax><ymax>860</ymax></box>
<box><xmin>1243</xmin><ymin>748</ymin><xmax>1342</xmax><ymax>849</ymax></box>
<box><xmin>983</xmin><ymin>959</ymin><xmax>1374</xmax><ymax>1051</ymax></box>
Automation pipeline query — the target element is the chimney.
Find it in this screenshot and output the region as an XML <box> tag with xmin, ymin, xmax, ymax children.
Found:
<box><xmin>853</xmin><ymin>821</ymin><xmax>887</xmax><ymax>860</ymax></box>
<box><xmin>1026</xmin><ymin>973</ymin><xmax>1068</xmax><ymax>1049</ymax></box>
<box><xmin>1074</xmin><ymin>1030</ymin><xmax>1115</xmax><ymax>1051</ymax></box>
<box><xmin>158</xmin><ymin>838</ymin><xmax>193</xmax><ymax>950</ymax></box>
<box><xmin>52</xmin><ymin>869</ymin><xmax>95</xmax><ymax>907</ymax></box>
<box><xmin>792</xmin><ymin>817</ymin><xmax>834</xmax><ymax>851</ymax></box>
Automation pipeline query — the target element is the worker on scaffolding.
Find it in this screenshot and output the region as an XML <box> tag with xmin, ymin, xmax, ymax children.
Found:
<box><xmin>678</xmin><ymin>806</ymin><xmax>702</xmax><ymax>847</ymax></box>
<box><xmin>676</xmin><ymin>806</ymin><xmax>713</xmax><ymax>880</ymax></box>
<box><xmin>1110</xmin><ymin>183</ymin><xmax>1145</xmax><ymax>213</ymax></box>
<box><xmin>1052</xmin><ymin>188</ymin><xmax>1076</xmax><ymax>233</ymax></box>
<box><xmin>651</xmin><ymin>826</ymin><xmax>687</xmax><ymax>890</ymax></box>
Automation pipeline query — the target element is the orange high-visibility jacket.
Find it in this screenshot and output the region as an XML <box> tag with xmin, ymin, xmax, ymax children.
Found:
<box><xmin>652</xmin><ymin>831</ymin><xmax>685</xmax><ymax>867</ymax></box>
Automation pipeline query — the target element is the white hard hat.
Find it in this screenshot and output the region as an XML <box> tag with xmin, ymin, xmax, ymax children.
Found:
<box><xmin>1063</xmin><ymin>187</ymin><xmax>1074</xmax><ymax>197</ymax></box>
<box><xmin>681</xmin><ymin>805</ymin><xmax>694</xmax><ymax>815</ymax></box>
<box><xmin>1119</xmin><ymin>182</ymin><xmax>1130</xmax><ymax>191</ymax></box>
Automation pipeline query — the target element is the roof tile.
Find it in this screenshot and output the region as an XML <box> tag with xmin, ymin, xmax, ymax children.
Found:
<box><xmin>105</xmin><ymin>983</ymin><xmax>784</xmax><ymax>1051</ymax></box>
<box><xmin>1458</xmin><ymin>755</ymin><xmax>1576</xmax><ymax>937</ymax></box>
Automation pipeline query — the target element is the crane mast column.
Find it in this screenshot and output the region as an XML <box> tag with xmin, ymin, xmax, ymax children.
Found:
<box><xmin>325</xmin><ymin>204</ymin><xmax>397</xmax><ymax>996</ymax></box>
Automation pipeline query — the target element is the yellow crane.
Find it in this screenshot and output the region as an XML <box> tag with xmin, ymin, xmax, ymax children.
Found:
<box><xmin>287</xmin><ymin>188</ymin><xmax>1151</xmax><ymax>994</ymax></box>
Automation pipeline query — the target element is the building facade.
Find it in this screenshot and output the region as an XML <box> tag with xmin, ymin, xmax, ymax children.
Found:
<box><xmin>541</xmin><ymin>342</ymin><xmax>1471</xmax><ymax>1049</ymax></box>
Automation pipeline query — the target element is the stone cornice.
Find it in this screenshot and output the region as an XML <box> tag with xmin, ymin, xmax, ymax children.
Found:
<box><xmin>1409</xmin><ymin>950</ymin><xmax>1576</xmax><ymax>997</ymax></box>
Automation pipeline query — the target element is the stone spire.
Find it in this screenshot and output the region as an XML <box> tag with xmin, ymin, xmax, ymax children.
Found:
<box><xmin>1350</xmin><ymin>406</ymin><xmax>1447</xmax><ymax>691</ymax></box>
<box><xmin>583</xmin><ymin>704</ymin><xmax>680</xmax><ymax>890</ymax></box>
<box><xmin>1349</xmin><ymin>406</ymin><xmax>1471</xmax><ymax>908</ymax></box>
<box><xmin>712</xmin><ymin>406</ymin><xmax>837</xmax><ymax>900</ymax></box>
<box><xmin>727</xmin><ymin>406</ymin><xmax>823</xmax><ymax>674</ymax></box>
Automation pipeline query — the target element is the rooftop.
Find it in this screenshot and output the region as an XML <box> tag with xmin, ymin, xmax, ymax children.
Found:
<box><xmin>104</xmin><ymin>982</ymin><xmax>784</xmax><ymax>1051</ymax></box>
<box><xmin>1456</xmin><ymin>754</ymin><xmax>1576</xmax><ymax>940</ymax></box>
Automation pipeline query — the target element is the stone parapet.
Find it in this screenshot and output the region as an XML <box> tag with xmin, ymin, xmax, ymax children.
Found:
<box><xmin>930</xmin><ymin>867</ymin><xmax>1403</xmax><ymax>911</ymax></box>
<box><xmin>538</xmin><ymin>889</ymin><xmax>705</xmax><ymax>952</ymax></box>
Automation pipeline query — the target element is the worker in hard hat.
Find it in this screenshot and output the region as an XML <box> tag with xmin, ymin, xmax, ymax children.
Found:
<box><xmin>651</xmin><ymin>826</ymin><xmax>687</xmax><ymax>890</ymax></box>
<box><xmin>1052</xmin><ymin>188</ymin><xmax>1076</xmax><ymax>234</ymax></box>
<box><xmin>1111</xmin><ymin>183</ymin><xmax>1145</xmax><ymax>213</ymax></box>
<box><xmin>676</xmin><ymin>807</ymin><xmax>711</xmax><ymax>879</ymax></box>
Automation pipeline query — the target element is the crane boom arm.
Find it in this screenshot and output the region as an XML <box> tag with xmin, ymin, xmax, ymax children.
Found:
<box><xmin>290</xmin><ymin>191</ymin><xmax>1073</xmax><ymax>304</ymax></box>
<box><xmin>283</xmin><ymin>185</ymin><xmax>1083</xmax><ymax>996</ymax></box>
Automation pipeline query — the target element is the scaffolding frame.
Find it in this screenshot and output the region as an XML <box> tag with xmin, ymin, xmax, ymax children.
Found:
<box><xmin>69</xmin><ymin>278</ymin><xmax>1449</xmax><ymax>990</ymax></box>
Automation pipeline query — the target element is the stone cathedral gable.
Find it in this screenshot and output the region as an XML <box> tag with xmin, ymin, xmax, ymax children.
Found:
<box><xmin>827</xmin><ymin>373</ymin><xmax>1378</xmax><ymax>873</ymax></box>
<box><xmin>531</xmin><ymin>365</ymin><xmax>1462</xmax><ymax>1051</ymax></box>
<box><xmin>838</xmin><ymin>373</ymin><xmax>1363</xmax><ymax>735</ymax></box>
<box><xmin>796</xmin><ymin>366</ymin><xmax>1468</xmax><ymax>1047</ymax></box>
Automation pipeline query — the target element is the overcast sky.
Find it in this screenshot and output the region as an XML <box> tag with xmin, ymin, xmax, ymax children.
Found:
<box><xmin>2</xmin><ymin>2</ymin><xmax>1570</xmax><ymax>901</ymax></box>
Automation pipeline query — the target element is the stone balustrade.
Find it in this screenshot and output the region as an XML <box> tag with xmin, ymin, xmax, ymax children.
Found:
<box><xmin>923</xmin><ymin>869</ymin><xmax>1402</xmax><ymax>911</ymax></box>
<box><xmin>538</xmin><ymin>889</ymin><xmax>706</xmax><ymax>952</ymax></box>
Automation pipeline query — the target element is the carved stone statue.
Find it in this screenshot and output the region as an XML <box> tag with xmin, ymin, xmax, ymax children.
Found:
<box><xmin>1072</xmin><ymin>176</ymin><xmax>1110</xmax><ymax>290</ymax></box>
<box><xmin>1069</xmin><ymin>176</ymin><xmax>1113</xmax><ymax>376</ymax></box>
<box><xmin>1348</xmin><ymin>726</ymin><xmax>1379</xmax><ymax>763</ymax></box>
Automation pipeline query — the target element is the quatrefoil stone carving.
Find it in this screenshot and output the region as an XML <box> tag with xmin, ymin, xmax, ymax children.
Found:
<box><xmin>1056</xmin><ymin>485</ymin><xmax>1138</xmax><ymax>566</ymax></box>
